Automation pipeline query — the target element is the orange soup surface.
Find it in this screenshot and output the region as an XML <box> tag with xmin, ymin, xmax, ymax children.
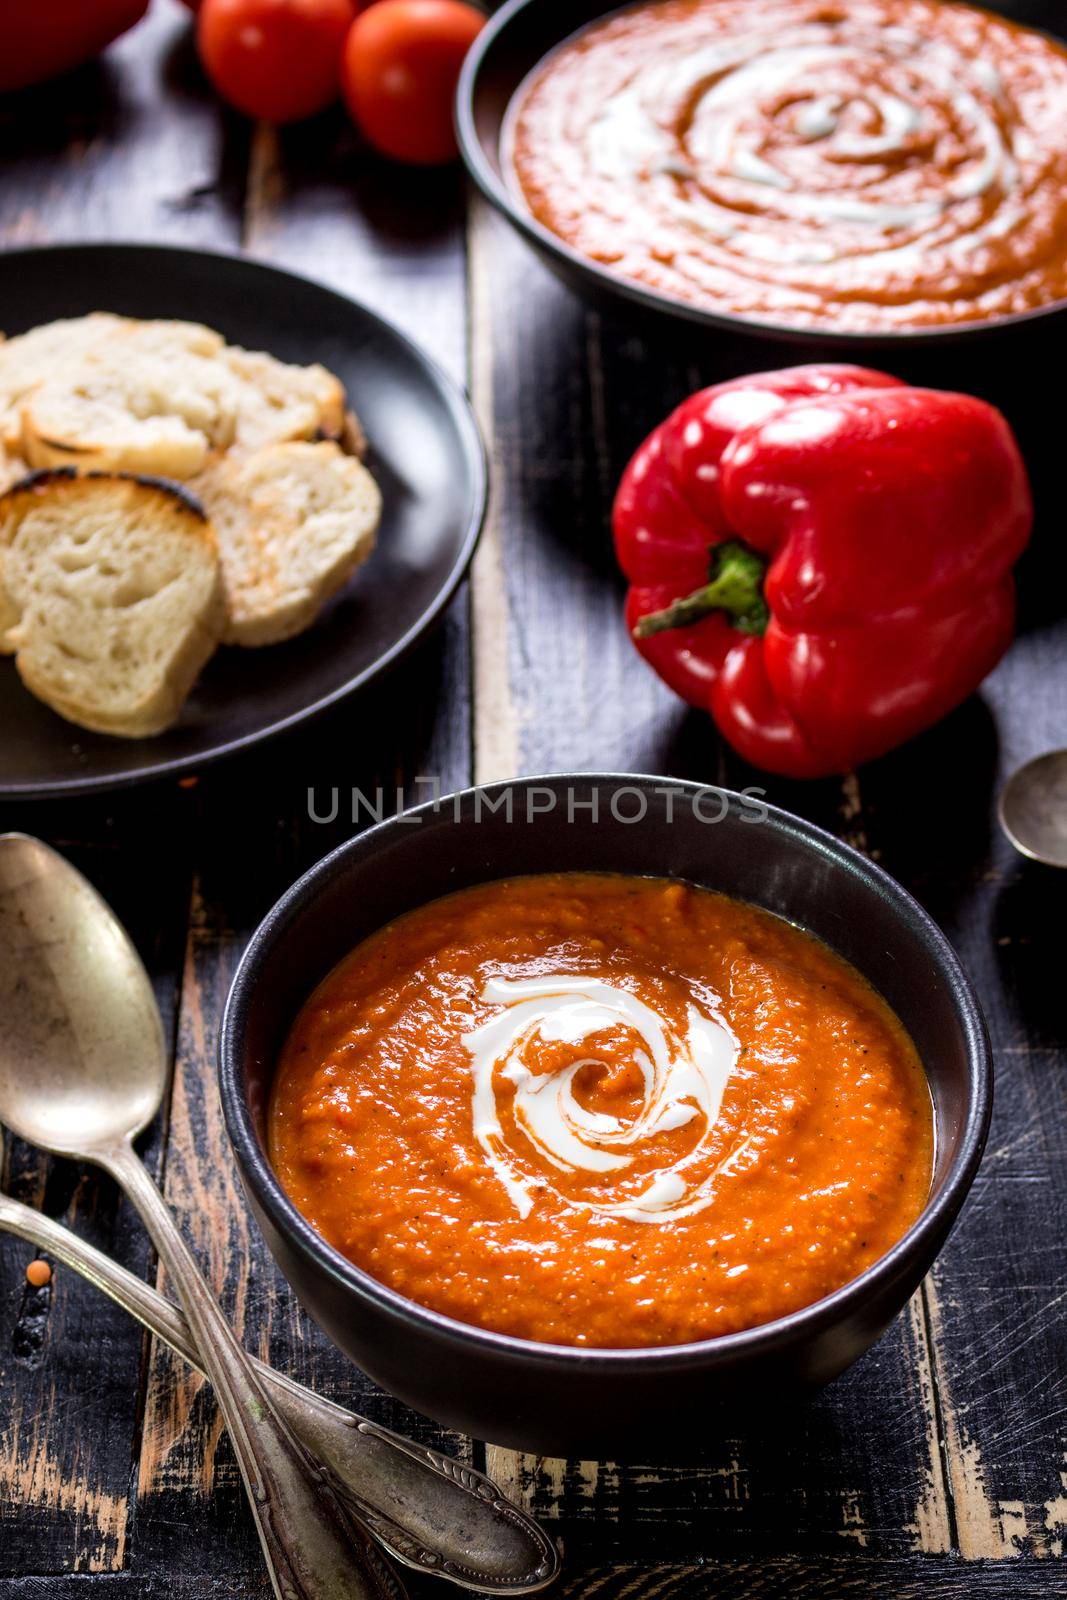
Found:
<box><xmin>506</xmin><ymin>0</ymin><xmax>1067</xmax><ymax>332</ymax></box>
<box><xmin>270</xmin><ymin>874</ymin><xmax>933</xmax><ymax>1348</ymax></box>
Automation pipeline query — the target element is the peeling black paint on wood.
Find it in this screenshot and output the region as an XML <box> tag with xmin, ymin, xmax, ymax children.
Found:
<box><xmin>1</xmin><ymin>0</ymin><xmax>1065</xmax><ymax>1591</ymax></box>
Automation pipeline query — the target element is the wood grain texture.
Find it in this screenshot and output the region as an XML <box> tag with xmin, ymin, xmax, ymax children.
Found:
<box><xmin>127</xmin><ymin>15</ymin><xmax>477</xmax><ymax>1580</ymax></box>
<box><xmin>0</xmin><ymin>1</ymin><xmax>237</xmax><ymax>1573</ymax></box>
<box><xmin>0</xmin><ymin>4</ymin><xmax>243</xmax><ymax>249</ymax></box>
<box><xmin>4</xmin><ymin>1564</ymin><xmax>1063</xmax><ymax>1600</ymax></box>
<box><xmin>0</xmin><ymin>0</ymin><xmax>475</xmax><ymax>1583</ymax></box>
<box><xmin>1</xmin><ymin>0</ymin><xmax>1065</xmax><ymax>1590</ymax></box>
<box><xmin>469</xmin><ymin>223</ymin><xmax>953</xmax><ymax>1563</ymax></box>
<box><xmin>467</xmin><ymin>164</ymin><xmax>1067</xmax><ymax>1583</ymax></box>
<box><xmin>0</xmin><ymin>814</ymin><xmax>193</xmax><ymax>1576</ymax></box>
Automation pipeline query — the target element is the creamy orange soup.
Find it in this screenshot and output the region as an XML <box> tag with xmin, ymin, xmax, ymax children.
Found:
<box><xmin>506</xmin><ymin>0</ymin><xmax>1067</xmax><ymax>332</ymax></box>
<box><xmin>270</xmin><ymin>874</ymin><xmax>933</xmax><ymax>1348</ymax></box>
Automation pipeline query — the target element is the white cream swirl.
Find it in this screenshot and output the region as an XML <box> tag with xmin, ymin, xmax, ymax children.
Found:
<box><xmin>587</xmin><ymin>24</ymin><xmax>1015</xmax><ymax>269</ymax></box>
<box><xmin>462</xmin><ymin>975</ymin><xmax>742</xmax><ymax>1224</ymax></box>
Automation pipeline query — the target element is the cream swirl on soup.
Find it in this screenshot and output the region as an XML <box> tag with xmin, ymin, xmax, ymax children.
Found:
<box><xmin>463</xmin><ymin>974</ymin><xmax>742</xmax><ymax>1224</ymax></box>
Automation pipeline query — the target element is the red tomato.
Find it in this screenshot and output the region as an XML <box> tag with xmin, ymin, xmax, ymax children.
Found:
<box><xmin>197</xmin><ymin>0</ymin><xmax>356</xmax><ymax>123</ymax></box>
<box><xmin>341</xmin><ymin>0</ymin><xmax>485</xmax><ymax>165</ymax></box>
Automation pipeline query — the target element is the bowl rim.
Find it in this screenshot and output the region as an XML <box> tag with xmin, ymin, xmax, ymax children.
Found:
<box><xmin>455</xmin><ymin>0</ymin><xmax>1067</xmax><ymax>349</ymax></box>
<box><xmin>219</xmin><ymin>773</ymin><xmax>992</xmax><ymax>1371</ymax></box>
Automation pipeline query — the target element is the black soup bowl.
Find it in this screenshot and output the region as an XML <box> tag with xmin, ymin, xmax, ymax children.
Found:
<box><xmin>219</xmin><ymin>775</ymin><xmax>991</xmax><ymax>1457</ymax></box>
<box><xmin>456</xmin><ymin>0</ymin><xmax>1067</xmax><ymax>351</ymax></box>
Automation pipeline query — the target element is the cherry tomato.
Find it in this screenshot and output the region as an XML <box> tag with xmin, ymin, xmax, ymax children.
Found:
<box><xmin>197</xmin><ymin>0</ymin><xmax>356</xmax><ymax>123</ymax></box>
<box><xmin>341</xmin><ymin>0</ymin><xmax>485</xmax><ymax>165</ymax></box>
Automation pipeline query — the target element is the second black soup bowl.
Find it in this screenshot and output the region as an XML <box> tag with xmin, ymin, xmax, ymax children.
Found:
<box><xmin>219</xmin><ymin>775</ymin><xmax>990</xmax><ymax>1457</ymax></box>
<box><xmin>456</xmin><ymin>0</ymin><xmax>1067</xmax><ymax>352</ymax></box>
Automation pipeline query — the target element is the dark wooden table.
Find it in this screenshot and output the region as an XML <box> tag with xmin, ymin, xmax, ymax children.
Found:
<box><xmin>2</xmin><ymin>3</ymin><xmax>1065</xmax><ymax>1595</ymax></box>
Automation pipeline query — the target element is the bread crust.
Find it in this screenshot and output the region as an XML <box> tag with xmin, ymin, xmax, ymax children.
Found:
<box><xmin>2</xmin><ymin>464</ymin><xmax>212</xmax><ymax>518</ymax></box>
<box><xmin>1</xmin><ymin>470</ymin><xmax>223</xmax><ymax>737</ymax></box>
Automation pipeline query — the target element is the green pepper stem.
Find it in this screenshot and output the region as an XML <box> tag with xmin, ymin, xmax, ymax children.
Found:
<box><xmin>634</xmin><ymin>540</ymin><xmax>770</xmax><ymax>639</ymax></box>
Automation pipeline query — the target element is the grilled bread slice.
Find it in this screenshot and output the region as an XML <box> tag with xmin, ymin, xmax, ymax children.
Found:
<box><xmin>224</xmin><ymin>347</ymin><xmax>347</xmax><ymax>452</ymax></box>
<box><xmin>0</xmin><ymin>469</ymin><xmax>223</xmax><ymax>736</ymax></box>
<box><xmin>189</xmin><ymin>440</ymin><xmax>380</xmax><ymax>647</ymax></box>
<box><xmin>20</xmin><ymin>319</ymin><xmax>237</xmax><ymax>478</ymax></box>
<box><xmin>0</xmin><ymin>313</ymin><xmax>125</xmax><ymax>452</ymax></box>
<box><xmin>16</xmin><ymin>319</ymin><xmax>356</xmax><ymax>478</ymax></box>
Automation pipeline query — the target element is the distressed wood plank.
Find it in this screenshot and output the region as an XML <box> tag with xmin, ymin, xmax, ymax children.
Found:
<box><xmin>0</xmin><ymin>817</ymin><xmax>193</xmax><ymax>1575</ymax></box>
<box><xmin>3</xmin><ymin>0</ymin><xmax>1066</xmax><ymax>1589</ymax></box>
<box><xmin>470</xmin><ymin>204</ymin><xmax>954</xmax><ymax>1562</ymax></box>
<box><xmin>0</xmin><ymin>1557</ymin><xmax>1063</xmax><ymax>1600</ymax></box>
<box><xmin>243</xmin><ymin>119</ymin><xmax>467</xmax><ymax>375</ymax></box>
<box><xmin>485</xmin><ymin>1297</ymin><xmax>952</xmax><ymax>1563</ymax></box>
<box><xmin>514</xmin><ymin>1561</ymin><xmax>1067</xmax><ymax>1597</ymax></box>
<box><xmin>0</xmin><ymin>0</ymin><xmax>242</xmax><ymax>1575</ymax></box>
<box><xmin>4</xmin><ymin>1563</ymin><xmax>1067</xmax><ymax>1600</ymax></box>
<box><xmin>843</xmin><ymin>665</ymin><xmax>1067</xmax><ymax>1559</ymax></box>
<box><xmin>0</xmin><ymin>2</ymin><xmax>245</xmax><ymax>248</ymax></box>
<box><xmin>129</xmin><ymin>67</ymin><xmax>475</xmax><ymax>1581</ymax></box>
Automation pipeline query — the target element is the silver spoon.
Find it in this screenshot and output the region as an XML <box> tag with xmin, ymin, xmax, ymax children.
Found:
<box><xmin>0</xmin><ymin>833</ymin><xmax>408</xmax><ymax>1600</ymax></box>
<box><xmin>999</xmin><ymin>750</ymin><xmax>1067</xmax><ymax>866</ymax></box>
<box><xmin>0</xmin><ymin>1190</ymin><xmax>557</xmax><ymax>1592</ymax></box>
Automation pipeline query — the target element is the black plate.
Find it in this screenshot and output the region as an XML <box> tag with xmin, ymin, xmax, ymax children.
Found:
<box><xmin>0</xmin><ymin>244</ymin><xmax>487</xmax><ymax>799</ymax></box>
<box><xmin>456</xmin><ymin>0</ymin><xmax>1067</xmax><ymax>349</ymax></box>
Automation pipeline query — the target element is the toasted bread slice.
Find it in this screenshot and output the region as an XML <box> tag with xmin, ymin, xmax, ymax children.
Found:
<box><xmin>189</xmin><ymin>440</ymin><xmax>380</xmax><ymax>647</ymax></box>
<box><xmin>224</xmin><ymin>347</ymin><xmax>347</xmax><ymax>452</ymax></box>
<box><xmin>21</xmin><ymin>320</ymin><xmax>238</xmax><ymax>478</ymax></box>
<box><xmin>0</xmin><ymin>469</ymin><xmax>223</xmax><ymax>736</ymax></box>
<box><xmin>0</xmin><ymin>314</ymin><xmax>125</xmax><ymax>452</ymax></box>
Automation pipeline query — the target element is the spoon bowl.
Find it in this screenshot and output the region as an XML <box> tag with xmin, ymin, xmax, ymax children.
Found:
<box><xmin>998</xmin><ymin>750</ymin><xmax>1067</xmax><ymax>867</ymax></box>
<box><xmin>0</xmin><ymin>833</ymin><xmax>167</xmax><ymax>1154</ymax></box>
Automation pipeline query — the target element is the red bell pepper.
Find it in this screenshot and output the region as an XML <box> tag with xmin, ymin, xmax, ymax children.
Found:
<box><xmin>613</xmin><ymin>365</ymin><xmax>1033</xmax><ymax>779</ymax></box>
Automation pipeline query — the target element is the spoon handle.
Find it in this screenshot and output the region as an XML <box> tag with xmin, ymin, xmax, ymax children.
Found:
<box><xmin>102</xmin><ymin>1141</ymin><xmax>406</xmax><ymax>1600</ymax></box>
<box><xmin>0</xmin><ymin>1193</ymin><xmax>557</xmax><ymax>1593</ymax></box>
